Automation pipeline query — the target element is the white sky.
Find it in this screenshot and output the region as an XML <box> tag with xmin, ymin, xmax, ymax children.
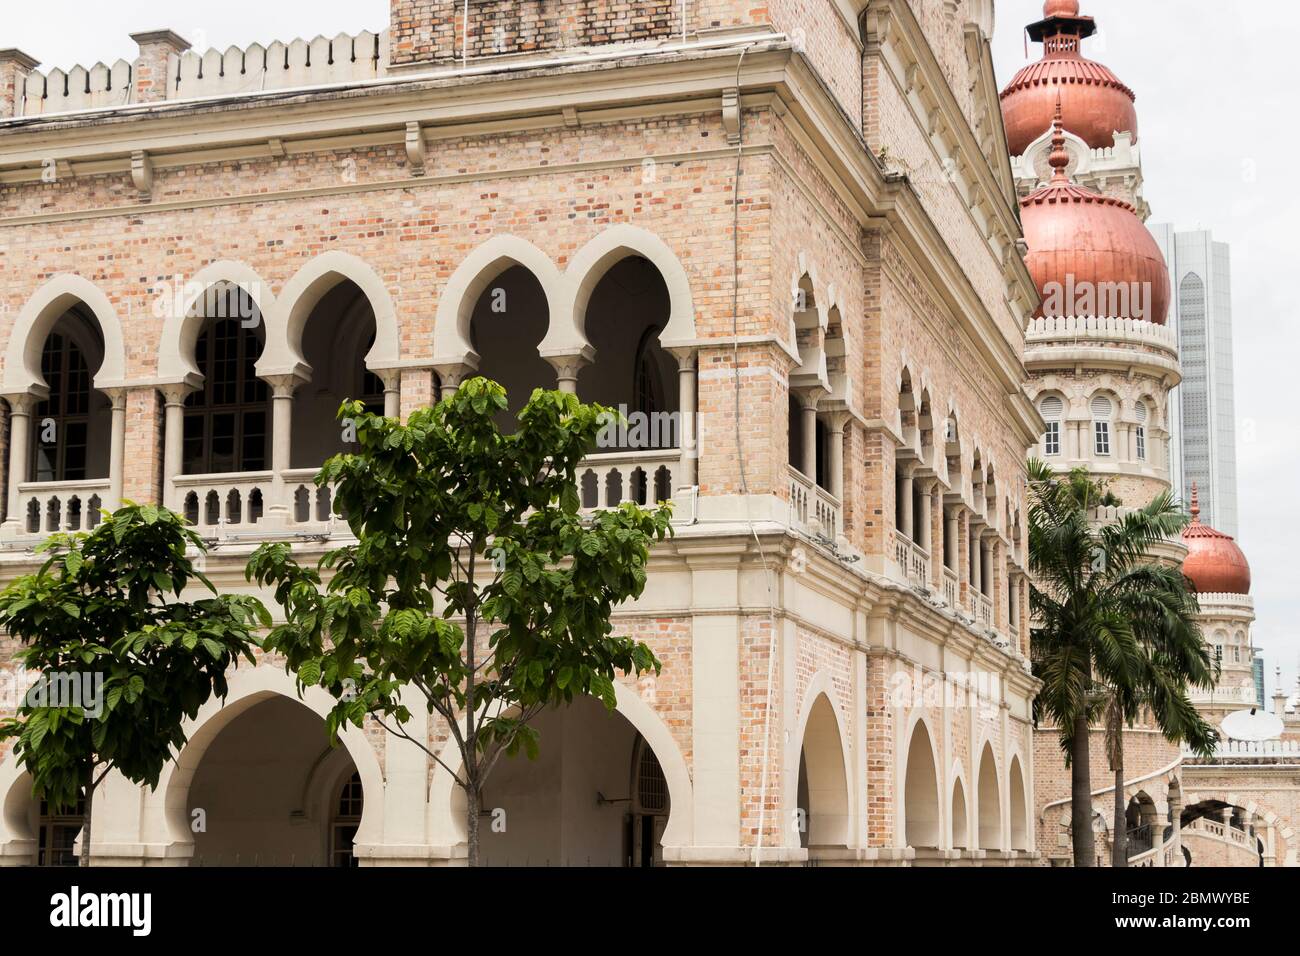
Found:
<box><xmin>5</xmin><ymin>1</ymin><xmax>1296</xmax><ymax>696</ymax></box>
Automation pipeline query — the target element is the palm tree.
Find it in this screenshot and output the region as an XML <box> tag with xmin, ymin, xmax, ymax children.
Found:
<box><xmin>1027</xmin><ymin>461</ymin><xmax>1218</xmax><ymax>867</ymax></box>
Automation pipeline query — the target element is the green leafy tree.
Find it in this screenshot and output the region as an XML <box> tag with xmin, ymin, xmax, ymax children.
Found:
<box><xmin>248</xmin><ymin>378</ymin><xmax>672</xmax><ymax>865</ymax></box>
<box><xmin>1027</xmin><ymin>462</ymin><xmax>1217</xmax><ymax>868</ymax></box>
<box><xmin>0</xmin><ymin>504</ymin><xmax>266</xmax><ymax>866</ymax></box>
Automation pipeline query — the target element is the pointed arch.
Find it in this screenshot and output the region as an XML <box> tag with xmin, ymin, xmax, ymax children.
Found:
<box><xmin>977</xmin><ymin>741</ymin><xmax>1002</xmax><ymax>851</ymax></box>
<box><xmin>426</xmin><ymin>681</ymin><xmax>693</xmax><ymax>852</ymax></box>
<box><xmin>157</xmin><ymin>260</ymin><xmax>276</xmax><ymax>384</ymax></box>
<box><xmin>1009</xmin><ymin>753</ymin><xmax>1030</xmax><ymax>851</ymax></box>
<box><xmin>901</xmin><ymin>712</ymin><xmax>942</xmax><ymax>850</ymax></box>
<box><xmin>142</xmin><ymin>666</ymin><xmax>384</xmax><ymax>861</ymax></box>
<box><xmin>264</xmin><ymin>251</ymin><xmax>401</xmax><ymax>377</ymax></box>
<box><xmin>433</xmin><ymin>236</ymin><xmax>565</xmax><ymax>369</ymax></box>
<box><xmin>3</xmin><ymin>274</ymin><xmax>126</xmax><ymax>393</ymax></box>
<box><xmin>791</xmin><ymin>674</ymin><xmax>852</xmax><ymax>849</ymax></box>
<box><xmin>560</xmin><ymin>224</ymin><xmax>696</xmax><ymax>354</ymax></box>
<box><xmin>950</xmin><ymin>763</ymin><xmax>970</xmax><ymax>850</ymax></box>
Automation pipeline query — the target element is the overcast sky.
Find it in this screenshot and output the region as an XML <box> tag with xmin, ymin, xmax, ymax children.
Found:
<box><xmin>6</xmin><ymin>2</ymin><xmax>1296</xmax><ymax>697</ymax></box>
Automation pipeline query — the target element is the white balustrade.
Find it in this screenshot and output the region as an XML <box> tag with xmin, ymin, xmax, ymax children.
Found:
<box><xmin>578</xmin><ymin>450</ymin><xmax>679</xmax><ymax>512</ymax></box>
<box><xmin>174</xmin><ymin>472</ymin><xmax>274</xmax><ymax>534</ymax></box>
<box><xmin>942</xmin><ymin>569</ymin><xmax>959</xmax><ymax>609</ymax></box>
<box><xmin>788</xmin><ymin>467</ymin><xmax>841</xmax><ymax>538</ymax></box>
<box><xmin>892</xmin><ymin>530</ymin><xmax>931</xmax><ymax>589</ymax></box>
<box><xmin>12</xmin><ymin>480</ymin><xmax>112</xmax><ymax>535</ymax></box>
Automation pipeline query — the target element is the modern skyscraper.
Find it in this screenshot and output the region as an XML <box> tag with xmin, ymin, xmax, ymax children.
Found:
<box><xmin>1149</xmin><ymin>225</ymin><xmax>1240</xmax><ymax>538</ymax></box>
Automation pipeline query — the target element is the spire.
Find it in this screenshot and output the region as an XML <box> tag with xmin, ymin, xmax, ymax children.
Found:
<box><xmin>1048</xmin><ymin>97</ymin><xmax>1070</xmax><ymax>183</ymax></box>
<box><xmin>1189</xmin><ymin>482</ymin><xmax>1201</xmax><ymax>524</ymax></box>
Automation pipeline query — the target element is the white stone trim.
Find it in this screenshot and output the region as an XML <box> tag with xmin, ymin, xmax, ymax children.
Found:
<box><xmin>2</xmin><ymin>273</ymin><xmax>127</xmax><ymax>393</ymax></box>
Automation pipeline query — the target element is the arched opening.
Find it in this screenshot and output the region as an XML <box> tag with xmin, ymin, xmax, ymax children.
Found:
<box><xmin>30</xmin><ymin>309</ymin><xmax>111</xmax><ymax>486</ymax></box>
<box><xmin>476</xmin><ymin>696</ymin><xmax>673</xmax><ymax>866</ymax></box>
<box><xmin>576</xmin><ymin>256</ymin><xmax>679</xmax><ymax>448</ymax></box>
<box><xmin>1125</xmin><ymin>790</ymin><xmax>1158</xmax><ymax>858</ymax></box>
<box><xmin>977</xmin><ymin>743</ymin><xmax>1001</xmax><ymax>851</ymax></box>
<box><xmin>794</xmin><ymin>693</ymin><xmax>850</xmax><ymax>851</ymax></box>
<box><xmin>290</xmin><ymin>279</ymin><xmax>384</xmax><ymax>468</ymax></box>
<box><xmin>903</xmin><ymin>721</ymin><xmax>940</xmax><ymax>849</ymax></box>
<box><xmin>468</xmin><ymin>265</ymin><xmax>555</xmax><ymax>426</ymax></box>
<box><xmin>184</xmin><ymin>695</ymin><xmax>360</xmax><ymax>866</ymax></box>
<box><xmin>787</xmin><ymin>274</ymin><xmax>827</xmax><ymax>486</ymax></box>
<box><xmin>182</xmin><ymin>285</ymin><xmax>270</xmax><ymax>476</ymax></box>
<box><xmin>1009</xmin><ymin>756</ymin><xmax>1029</xmax><ymax>851</ymax></box>
<box><xmin>951</xmin><ymin>777</ymin><xmax>969</xmax><ymax>850</ymax></box>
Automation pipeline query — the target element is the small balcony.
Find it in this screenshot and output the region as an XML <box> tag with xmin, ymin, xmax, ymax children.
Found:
<box><xmin>892</xmin><ymin>530</ymin><xmax>931</xmax><ymax>590</ymax></box>
<box><xmin>788</xmin><ymin>466</ymin><xmax>842</xmax><ymax>539</ymax></box>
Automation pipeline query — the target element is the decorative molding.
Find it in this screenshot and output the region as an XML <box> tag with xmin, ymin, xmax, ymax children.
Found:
<box><xmin>721</xmin><ymin>87</ymin><xmax>741</xmax><ymax>145</ymax></box>
<box><xmin>130</xmin><ymin>149</ymin><xmax>153</xmax><ymax>200</ymax></box>
<box><xmin>404</xmin><ymin>120</ymin><xmax>426</xmax><ymax>176</ymax></box>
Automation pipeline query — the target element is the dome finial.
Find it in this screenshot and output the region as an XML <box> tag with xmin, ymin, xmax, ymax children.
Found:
<box><xmin>1048</xmin><ymin>96</ymin><xmax>1070</xmax><ymax>183</ymax></box>
<box><xmin>1044</xmin><ymin>0</ymin><xmax>1081</xmax><ymax>17</ymax></box>
<box><xmin>1189</xmin><ymin>482</ymin><xmax>1201</xmax><ymax>523</ymax></box>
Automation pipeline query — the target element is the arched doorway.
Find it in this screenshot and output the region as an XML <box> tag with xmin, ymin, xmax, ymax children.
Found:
<box><xmin>794</xmin><ymin>692</ymin><xmax>850</xmax><ymax>852</ymax></box>
<box><xmin>1009</xmin><ymin>756</ymin><xmax>1030</xmax><ymax>851</ymax></box>
<box><xmin>474</xmin><ymin>696</ymin><xmax>673</xmax><ymax>867</ymax></box>
<box><xmin>903</xmin><ymin>721</ymin><xmax>940</xmax><ymax>850</ymax></box>
<box><xmin>977</xmin><ymin>743</ymin><xmax>1001</xmax><ymax>851</ymax></box>
<box><xmin>469</xmin><ymin>264</ymin><xmax>555</xmax><ymax>425</ymax></box>
<box><xmin>951</xmin><ymin>777</ymin><xmax>969</xmax><ymax>850</ymax></box>
<box><xmin>184</xmin><ymin>696</ymin><xmax>360</xmax><ymax>866</ymax></box>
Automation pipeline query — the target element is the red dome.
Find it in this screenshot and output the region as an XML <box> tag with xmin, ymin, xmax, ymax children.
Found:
<box><xmin>1019</xmin><ymin>113</ymin><xmax>1170</xmax><ymax>324</ymax></box>
<box><xmin>1000</xmin><ymin>2</ymin><xmax>1137</xmax><ymax>157</ymax></box>
<box><xmin>1182</xmin><ymin>486</ymin><xmax>1251</xmax><ymax>596</ymax></box>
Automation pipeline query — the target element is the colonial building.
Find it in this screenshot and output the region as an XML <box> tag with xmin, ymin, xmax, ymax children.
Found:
<box><xmin>0</xmin><ymin>1</ymin><xmax>1042</xmax><ymax>867</ymax></box>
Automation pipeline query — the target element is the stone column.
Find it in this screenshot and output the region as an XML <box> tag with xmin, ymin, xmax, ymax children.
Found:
<box><xmin>1</xmin><ymin>393</ymin><xmax>34</xmax><ymax>535</ymax></box>
<box><xmin>130</xmin><ymin>30</ymin><xmax>190</xmax><ymax>104</ymax></box>
<box><xmin>159</xmin><ymin>385</ymin><xmax>191</xmax><ymax>512</ymax></box>
<box><xmin>801</xmin><ymin>401</ymin><xmax>818</xmax><ymax>483</ymax></box>
<box><xmin>916</xmin><ymin>478</ymin><xmax>933</xmax><ymax>554</ymax></box>
<box><xmin>898</xmin><ymin>463</ymin><xmax>914</xmax><ymax>541</ymax></box>
<box><xmin>543</xmin><ymin>350</ymin><xmax>592</xmax><ymax>396</ymax></box>
<box><xmin>945</xmin><ymin>506</ymin><xmax>959</xmax><ymax>571</ymax></box>
<box><xmin>378</xmin><ymin>369</ymin><xmax>401</xmax><ymax>419</ymax></box>
<box><xmin>980</xmin><ymin>535</ymin><xmax>992</xmax><ymax>596</ymax></box>
<box><xmin>105</xmin><ymin>389</ymin><xmax>128</xmax><ymax>510</ymax></box>
<box><xmin>264</xmin><ymin>375</ymin><xmax>303</xmax><ymax>527</ymax></box>
<box><xmin>433</xmin><ymin>363</ymin><xmax>474</xmax><ymax>402</ymax></box>
<box><xmin>0</xmin><ymin>49</ymin><xmax>39</xmax><ymax>119</ymax></box>
<box><xmin>668</xmin><ymin>347</ymin><xmax>699</xmax><ymax>489</ymax></box>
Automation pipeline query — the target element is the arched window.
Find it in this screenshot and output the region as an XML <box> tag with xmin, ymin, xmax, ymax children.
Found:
<box><xmin>330</xmin><ymin>771</ymin><xmax>363</xmax><ymax>868</ymax></box>
<box><xmin>32</xmin><ymin>332</ymin><xmax>91</xmax><ymax>482</ymax></box>
<box><xmin>1039</xmin><ymin>395</ymin><xmax>1063</xmax><ymax>458</ymax></box>
<box><xmin>1134</xmin><ymin>400</ymin><xmax>1148</xmax><ymax>461</ymax></box>
<box><xmin>1090</xmin><ymin>394</ymin><xmax>1113</xmax><ymax>456</ymax></box>
<box><xmin>38</xmin><ymin>796</ymin><xmax>84</xmax><ymax>867</ymax></box>
<box><xmin>183</xmin><ymin>319</ymin><xmax>269</xmax><ymax>474</ymax></box>
<box><xmin>632</xmin><ymin>326</ymin><xmax>665</xmax><ymax>418</ymax></box>
<box><xmin>628</xmin><ymin>735</ymin><xmax>669</xmax><ymax>867</ymax></box>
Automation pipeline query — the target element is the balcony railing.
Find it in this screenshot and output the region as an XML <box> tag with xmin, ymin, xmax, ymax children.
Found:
<box><xmin>788</xmin><ymin>467</ymin><xmax>841</xmax><ymax>539</ymax></box>
<box><xmin>942</xmin><ymin>568</ymin><xmax>959</xmax><ymax>608</ymax></box>
<box><xmin>892</xmin><ymin>531</ymin><xmax>930</xmax><ymax>590</ymax></box>
<box><xmin>977</xmin><ymin>593</ymin><xmax>993</xmax><ymax>628</ymax></box>
<box><xmin>175</xmin><ymin>472</ymin><xmax>275</xmax><ymax>534</ymax></box>
<box><xmin>12</xmin><ymin>479</ymin><xmax>111</xmax><ymax>536</ymax></box>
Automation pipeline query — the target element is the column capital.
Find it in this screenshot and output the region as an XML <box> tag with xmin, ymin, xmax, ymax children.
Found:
<box><xmin>665</xmin><ymin>346</ymin><xmax>698</xmax><ymax>369</ymax></box>
<box><xmin>432</xmin><ymin>362</ymin><xmax>477</xmax><ymax>392</ymax></box>
<box><xmin>158</xmin><ymin>382</ymin><xmax>195</xmax><ymax>405</ymax></box>
<box><xmin>2</xmin><ymin>391</ymin><xmax>39</xmax><ymax>414</ymax></box>
<box><xmin>792</xmin><ymin>384</ymin><xmax>827</xmax><ymax>411</ymax></box>
<box><xmin>542</xmin><ymin>345</ymin><xmax>595</xmax><ymax>384</ymax></box>
<box><xmin>262</xmin><ymin>373</ymin><xmax>307</xmax><ymax>398</ymax></box>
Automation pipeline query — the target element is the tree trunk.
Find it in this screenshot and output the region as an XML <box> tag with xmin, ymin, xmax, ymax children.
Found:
<box><xmin>1070</xmin><ymin>713</ymin><xmax>1095</xmax><ymax>867</ymax></box>
<box><xmin>1112</xmin><ymin>719</ymin><xmax>1127</xmax><ymax>868</ymax></box>
<box><xmin>79</xmin><ymin>773</ymin><xmax>95</xmax><ymax>869</ymax></box>
<box><xmin>466</xmin><ymin>782</ymin><xmax>481</xmax><ymax>867</ymax></box>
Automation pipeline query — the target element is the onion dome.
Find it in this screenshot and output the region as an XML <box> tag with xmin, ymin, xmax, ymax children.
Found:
<box><xmin>1182</xmin><ymin>484</ymin><xmax>1251</xmax><ymax>596</ymax></box>
<box><xmin>1000</xmin><ymin>1</ymin><xmax>1138</xmax><ymax>157</ymax></box>
<box><xmin>1018</xmin><ymin>105</ymin><xmax>1169</xmax><ymax>323</ymax></box>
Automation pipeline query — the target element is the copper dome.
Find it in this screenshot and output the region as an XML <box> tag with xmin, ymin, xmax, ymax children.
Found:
<box><xmin>1019</xmin><ymin>110</ymin><xmax>1170</xmax><ymax>324</ymax></box>
<box><xmin>1000</xmin><ymin>1</ymin><xmax>1137</xmax><ymax>157</ymax></box>
<box><xmin>1182</xmin><ymin>486</ymin><xmax>1251</xmax><ymax>596</ymax></box>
